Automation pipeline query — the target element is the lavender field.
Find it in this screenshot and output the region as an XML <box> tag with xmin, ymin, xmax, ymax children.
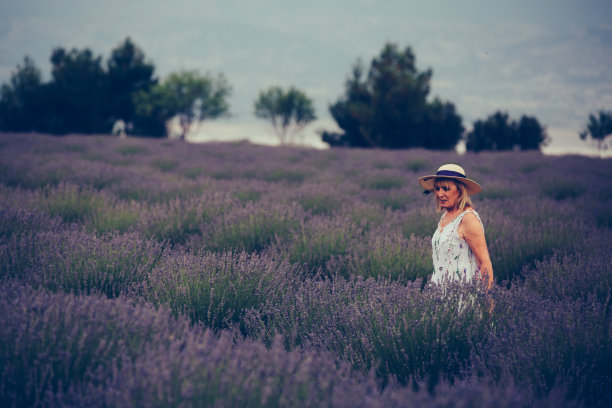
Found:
<box><xmin>0</xmin><ymin>132</ymin><xmax>610</xmax><ymax>407</ymax></box>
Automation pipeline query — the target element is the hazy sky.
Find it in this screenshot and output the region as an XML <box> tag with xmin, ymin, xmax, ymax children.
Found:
<box><xmin>1</xmin><ymin>0</ymin><xmax>611</xmax><ymax>153</ymax></box>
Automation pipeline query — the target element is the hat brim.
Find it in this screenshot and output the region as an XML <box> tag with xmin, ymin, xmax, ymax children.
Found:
<box><xmin>418</xmin><ymin>175</ymin><xmax>482</xmax><ymax>195</ymax></box>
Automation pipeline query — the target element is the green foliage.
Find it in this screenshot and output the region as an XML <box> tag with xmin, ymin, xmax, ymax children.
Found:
<box><xmin>0</xmin><ymin>40</ymin><xmax>154</xmax><ymax>136</ymax></box>
<box><xmin>286</xmin><ymin>217</ymin><xmax>357</xmax><ymax>275</ymax></box>
<box><xmin>0</xmin><ymin>56</ymin><xmax>45</xmax><ymax>132</ymax></box>
<box><xmin>131</xmin><ymin>83</ymin><xmax>175</xmax><ymax>137</ymax></box>
<box><xmin>135</xmin><ymin>70</ymin><xmax>231</xmax><ymax>139</ymax></box>
<box><xmin>579</xmin><ymin>110</ymin><xmax>612</xmax><ymax>151</ymax></box>
<box><xmin>204</xmin><ymin>204</ymin><xmax>299</xmax><ymax>253</ymax></box>
<box><xmin>90</xmin><ymin>202</ymin><xmax>140</xmax><ymax>233</ymax></box>
<box><xmin>364</xmin><ymin>286</ymin><xmax>490</xmax><ymax>387</ymax></box>
<box><xmin>331</xmin><ymin>232</ymin><xmax>431</xmax><ymax>282</ymax></box>
<box><xmin>141</xmin><ymin>198</ymin><xmax>215</xmax><ymax>245</ymax></box>
<box><xmin>1</xmin><ymin>229</ymin><xmax>164</xmax><ymax>298</ymax></box>
<box><xmin>106</xmin><ymin>37</ymin><xmax>156</xmax><ymax>126</ymax></box>
<box><xmin>254</xmin><ymin>86</ymin><xmax>316</xmax><ymax>145</ymax></box>
<box><xmin>487</xmin><ymin>218</ymin><xmax>582</xmax><ymax>282</ymax></box>
<box><xmin>466</xmin><ymin>111</ymin><xmax>516</xmax><ymax>152</ymax></box>
<box><xmin>46</xmin><ymin>47</ymin><xmax>110</xmax><ymax>134</ymax></box>
<box><xmin>321</xmin><ymin>42</ymin><xmax>463</xmax><ymax>149</ymax></box>
<box><xmin>518</xmin><ymin>115</ymin><xmax>549</xmax><ymax>150</ymax></box>
<box><xmin>466</xmin><ymin>111</ymin><xmax>548</xmax><ymax>152</ymax></box>
<box><xmin>0</xmin><ymin>39</ymin><xmax>230</xmax><ymax>139</ymax></box>
<box><xmin>38</xmin><ymin>183</ymin><xmax>104</xmax><ymax>224</ymax></box>
<box><xmin>136</xmin><ymin>252</ymin><xmax>288</xmax><ymax>329</ymax></box>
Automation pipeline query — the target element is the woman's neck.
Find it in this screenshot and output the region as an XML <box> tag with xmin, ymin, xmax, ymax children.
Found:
<box><xmin>446</xmin><ymin>205</ymin><xmax>470</xmax><ymax>216</ymax></box>
<box><xmin>446</xmin><ymin>207</ymin><xmax>460</xmax><ymax>216</ymax></box>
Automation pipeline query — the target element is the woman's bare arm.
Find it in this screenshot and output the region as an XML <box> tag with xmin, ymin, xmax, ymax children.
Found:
<box><xmin>460</xmin><ymin>212</ymin><xmax>494</xmax><ymax>290</ymax></box>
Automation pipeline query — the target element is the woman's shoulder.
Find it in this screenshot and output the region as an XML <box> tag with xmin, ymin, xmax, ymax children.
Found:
<box><xmin>460</xmin><ymin>208</ymin><xmax>484</xmax><ymax>229</ymax></box>
<box><xmin>461</xmin><ymin>207</ymin><xmax>479</xmax><ymax>217</ymax></box>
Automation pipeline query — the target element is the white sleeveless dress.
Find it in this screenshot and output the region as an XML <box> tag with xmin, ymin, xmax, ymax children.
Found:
<box><xmin>431</xmin><ymin>209</ymin><xmax>484</xmax><ymax>285</ymax></box>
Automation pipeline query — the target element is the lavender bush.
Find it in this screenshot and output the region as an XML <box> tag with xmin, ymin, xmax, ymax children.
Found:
<box><xmin>0</xmin><ymin>132</ymin><xmax>610</xmax><ymax>406</ymax></box>
<box><xmin>132</xmin><ymin>250</ymin><xmax>301</xmax><ymax>330</ymax></box>
<box><xmin>476</xmin><ymin>283</ymin><xmax>611</xmax><ymax>407</ymax></box>
<box><xmin>242</xmin><ymin>277</ymin><xmax>494</xmax><ymax>388</ymax></box>
<box><xmin>199</xmin><ymin>200</ymin><xmax>302</xmax><ymax>253</ymax></box>
<box><xmin>0</xmin><ymin>283</ymin><xmax>572</xmax><ymax>408</ymax></box>
<box><xmin>326</xmin><ymin>227</ymin><xmax>431</xmax><ymax>282</ymax></box>
<box><xmin>0</xmin><ymin>211</ymin><xmax>164</xmax><ymax>297</ymax></box>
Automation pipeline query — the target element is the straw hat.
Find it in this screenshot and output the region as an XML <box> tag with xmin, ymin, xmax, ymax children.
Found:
<box><xmin>418</xmin><ymin>164</ymin><xmax>482</xmax><ymax>195</ymax></box>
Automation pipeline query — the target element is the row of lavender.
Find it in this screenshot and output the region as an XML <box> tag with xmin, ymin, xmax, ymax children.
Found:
<box><xmin>1</xmin><ymin>132</ymin><xmax>611</xmax><ymax>407</ymax></box>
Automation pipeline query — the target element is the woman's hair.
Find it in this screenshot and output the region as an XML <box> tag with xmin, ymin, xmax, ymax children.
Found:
<box><xmin>434</xmin><ymin>178</ymin><xmax>473</xmax><ymax>212</ymax></box>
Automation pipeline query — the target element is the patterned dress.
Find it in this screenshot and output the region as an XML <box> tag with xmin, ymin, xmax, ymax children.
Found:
<box><xmin>431</xmin><ymin>209</ymin><xmax>484</xmax><ymax>285</ymax></box>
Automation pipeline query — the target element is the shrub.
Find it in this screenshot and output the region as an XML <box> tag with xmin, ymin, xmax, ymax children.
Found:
<box><xmin>36</xmin><ymin>182</ymin><xmax>106</xmax><ymax>224</ymax></box>
<box><xmin>1</xmin><ymin>283</ymin><xmax>560</xmax><ymax>408</ymax></box>
<box><xmin>283</xmin><ymin>216</ymin><xmax>360</xmax><ymax>276</ymax></box>
<box><xmin>478</xmin><ymin>285</ymin><xmax>612</xmax><ymax>407</ymax></box>
<box><xmin>0</xmin><ymin>132</ymin><xmax>609</xmax><ymax>407</ymax></box>
<box><xmin>522</xmin><ymin>249</ymin><xmax>612</xmax><ymax>304</ymax></box>
<box><xmin>89</xmin><ymin>199</ymin><xmax>141</xmax><ymax>233</ymax></box>
<box><xmin>244</xmin><ymin>277</ymin><xmax>494</xmax><ymax>389</ymax></box>
<box><xmin>133</xmin><ymin>251</ymin><xmax>299</xmax><ymax>330</ymax></box>
<box><xmin>0</xmin><ymin>228</ymin><xmax>164</xmax><ymax>298</ymax></box>
<box><xmin>486</xmin><ymin>217</ymin><xmax>585</xmax><ymax>282</ymax></box>
<box><xmin>139</xmin><ymin>196</ymin><xmax>222</xmax><ymax>245</ymax></box>
<box><xmin>0</xmin><ymin>285</ymin><xmax>189</xmax><ymax>407</ymax></box>
<box><xmin>0</xmin><ymin>204</ymin><xmax>62</xmax><ymax>239</ymax></box>
<box><xmin>202</xmin><ymin>201</ymin><xmax>301</xmax><ymax>253</ymax></box>
<box><xmin>328</xmin><ymin>229</ymin><xmax>431</xmax><ymax>282</ymax></box>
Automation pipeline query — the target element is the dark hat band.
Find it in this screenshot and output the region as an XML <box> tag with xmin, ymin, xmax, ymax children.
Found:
<box><xmin>436</xmin><ymin>170</ymin><xmax>466</xmax><ymax>178</ymax></box>
<box><xmin>422</xmin><ymin>169</ymin><xmax>468</xmax><ymax>194</ymax></box>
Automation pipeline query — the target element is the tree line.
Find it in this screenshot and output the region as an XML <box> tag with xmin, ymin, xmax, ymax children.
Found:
<box><xmin>0</xmin><ymin>39</ymin><xmax>231</xmax><ymax>140</ymax></box>
<box><xmin>1</xmin><ymin>38</ymin><xmax>610</xmax><ymax>151</ymax></box>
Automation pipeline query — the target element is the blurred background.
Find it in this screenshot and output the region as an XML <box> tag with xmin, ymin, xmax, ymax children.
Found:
<box><xmin>1</xmin><ymin>0</ymin><xmax>611</xmax><ymax>154</ymax></box>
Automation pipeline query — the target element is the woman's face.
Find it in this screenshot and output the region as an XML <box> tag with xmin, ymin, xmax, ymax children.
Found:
<box><xmin>434</xmin><ymin>180</ymin><xmax>461</xmax><ymax>210</ymax></box>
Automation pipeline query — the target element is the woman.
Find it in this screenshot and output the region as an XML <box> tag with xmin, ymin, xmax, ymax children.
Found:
<box><xmin>418</xmin><ymin>164</ymin><xmax>493</xmax><ymax>290</ymax></box>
